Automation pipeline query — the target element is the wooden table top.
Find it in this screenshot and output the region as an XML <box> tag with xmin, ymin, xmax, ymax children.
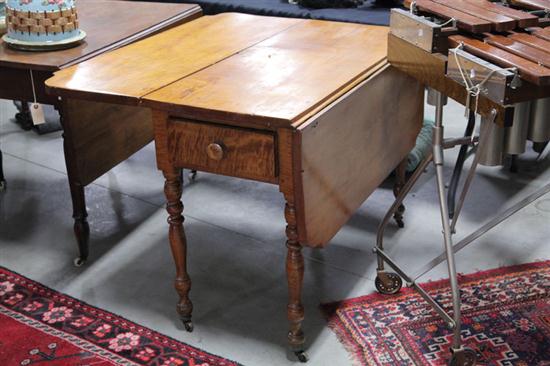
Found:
<box><xmin>0</xmin><ymin>0</ymin><xmax>201</xmax><ymax>71</ymax></box>
<box><xmin>47</xmin><ymin>13</ymin><xmax>389</xmax><ymax>128</ymax></box>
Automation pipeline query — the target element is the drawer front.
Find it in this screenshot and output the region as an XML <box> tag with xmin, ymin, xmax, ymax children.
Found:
<box><xmin>168</xmin><ymin>119</ymin><xmax>277</xmax><ymax>182</ymax></box>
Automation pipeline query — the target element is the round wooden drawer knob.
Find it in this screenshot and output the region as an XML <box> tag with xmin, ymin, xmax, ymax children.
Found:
<box><xmin>206</xmin><ymin>143</ymin><xmax>224</xmax><ymax>161</ymax></box>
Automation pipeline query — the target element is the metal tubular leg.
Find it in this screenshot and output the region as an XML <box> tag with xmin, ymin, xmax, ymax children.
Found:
<box><xmin>375</xmin><ymin>154</ymin><xmax>433</xmax><ymax>270</ymax></box>
<box><xmin>0</xmin><ymin>148</ymin><xmax>5</xmax><ymax>191</ymax></box>
<box><xmin>450</xmin><ymin>111</ymin><xmax>497</xmax><ymax>233</ymax></box>
<box><xmin>412</xmin><ymin>180</ymin><xmax>550</xmax><ymax>281</ymax></box>
<box><xmin>374</xmin><ymin>247</ymin><xmax>456</xmax><ymax>326</ymax></box>
<box><xmin>432</xmin><ymin>91</ymin><xmax>463</xmax><ymax>351</ymax></box>
<box><xmin>447</xmin><ymin>111</ymin><xmax>476</xmax><ymax>219</ymax></box>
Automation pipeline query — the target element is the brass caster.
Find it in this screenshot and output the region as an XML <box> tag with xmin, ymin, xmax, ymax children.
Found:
<box><xmin>73</xmin><ymin>257</ymin><xmax>86</xmax><ymax>267</ymax></box>
<box><xmin>449</xmin><ymin>347</ymin><xmax>477</xmax><ymax>366</ymax></box>
<box><xmin>375</xmin><ymin>272</ymin><xmax>403</xmax><ymax>295</ymax></box>
<box><xmin>294</xmin><ymin>350</ymin><xmax>309</xmax><ymax>363</ymax></box>
<box><xmin>182</xmin><ymin>320</ymin><xmax>194</xmax><ymax>332</ymax></box>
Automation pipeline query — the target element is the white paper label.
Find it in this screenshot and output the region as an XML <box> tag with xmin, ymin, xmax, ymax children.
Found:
<box><xmin>30</xmin><ymin>103</ymin><xmax>46</xmax><ymax>125</ymax></box>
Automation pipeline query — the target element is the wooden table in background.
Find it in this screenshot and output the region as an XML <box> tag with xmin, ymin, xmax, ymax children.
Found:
<box><xmin>0</xmin><ymin>0</ymin><xmax>202</xmax><ymax>264</ymax></box>
<box><xmin>46</xmin><ymin>13</ymin><xmax>424</xmax><ymax>360</ymax></box>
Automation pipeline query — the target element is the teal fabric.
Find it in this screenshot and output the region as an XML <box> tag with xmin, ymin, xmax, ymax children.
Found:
<box><xmin>407</xmin><ymin>119</ymin><xmax>435</xmax><ymax>172</ymax></box>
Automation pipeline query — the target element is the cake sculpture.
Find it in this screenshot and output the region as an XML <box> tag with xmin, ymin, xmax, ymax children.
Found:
<box><xmin>3</xmin><ymin>0</ymin><xmax>86</xmax><ymax>50</ymax></box>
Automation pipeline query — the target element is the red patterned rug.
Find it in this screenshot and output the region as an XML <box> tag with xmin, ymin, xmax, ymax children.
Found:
<box><xmin>0</xmin><ymin>267</ymin><xmax>241</xmax><ymax>366</ymax></box>
<box><xmin>322</xmin><ymin>261</ymin><xmax>550</xmax><ymax>366</ymax></box>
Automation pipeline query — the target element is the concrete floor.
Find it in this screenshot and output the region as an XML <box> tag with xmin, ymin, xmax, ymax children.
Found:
<box><xmin>1</xmin><ymin>98</ymin><xmax>549</xmax><ymax>366</ymax></box>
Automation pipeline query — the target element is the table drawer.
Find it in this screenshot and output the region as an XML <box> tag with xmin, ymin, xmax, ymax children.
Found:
<box><xmin>168</xmin><ymin>119</ymin><xmax>277</xmax><ymax>182</ymax></box>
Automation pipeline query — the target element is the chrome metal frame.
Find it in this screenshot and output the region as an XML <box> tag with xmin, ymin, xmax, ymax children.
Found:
<box><xmin>374</xmin><ymin>89</ymin><xmax>550</xmax><ymax>361</ymax></box>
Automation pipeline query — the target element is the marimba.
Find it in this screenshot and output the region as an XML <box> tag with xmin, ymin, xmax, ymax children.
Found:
<box><xmin>378</xmin><ymin>1</ymin><xmax>550</xmax><ymax>365</ymax></box>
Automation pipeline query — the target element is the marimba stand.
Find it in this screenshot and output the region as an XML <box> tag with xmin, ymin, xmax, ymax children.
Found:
<box><xmin>375</xmin><ymin>4</ymin><xmax>550</xmax><ymax>364</ymax></box>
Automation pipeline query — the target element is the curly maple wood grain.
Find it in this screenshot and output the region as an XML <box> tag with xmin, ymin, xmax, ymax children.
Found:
<box><xmin>62</xmin><ymin>99</ymin><xmax>153</xmax><ymax>186</ymax></box>
<box><xmin>297</xmin><ymin>66</ymin><xmax>423</xmax><ymax>246</ymax></box>
<box><xmin>167</xmin><ymin>119</ymin><xmax>277</xmax><ymax>183</ymax></box>
<box><xmin>46</xmin><ymin>14</ymin><xmax>300</xmax><ymax>104</ymax></box>
<box><xmin>142</xmin><ymin>21</ymin><xmax>389</xmax><ymax>129</ymax></box>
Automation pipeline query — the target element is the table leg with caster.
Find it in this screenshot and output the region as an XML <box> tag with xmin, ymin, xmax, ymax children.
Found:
<box><xmin>164</xmin><ymin>168</ymin><xmax>194</xmax><ymax>332</ymax></box>
<box><xmin>284</xmin><ymin>201</ymin><xmax>308</xmax><ymax>363</ymax></box>
<box><xmin>69</xmin><ymin>180</ymin><xmax>89</xmax><ymax>267</ymax></box>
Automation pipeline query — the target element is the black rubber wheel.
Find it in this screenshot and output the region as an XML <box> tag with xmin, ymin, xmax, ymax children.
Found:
<box><xmin>189</xmin><ymin>170</ymin><xmax>198</xmax><ymax>181</ymax></box>
<box><xmin>294</xmin><ymin>350</ymin><xmax>309</xmax><ymax>363</ymax></box>
<box><xmin>449</xmin><ymin>348</ymin><xmax>477</xmax><ymax>366</ymax></box>
<box><xmin>375</xmin><ymin>273</ymin><xmax>403</xmax><ymax>295</ymax></box>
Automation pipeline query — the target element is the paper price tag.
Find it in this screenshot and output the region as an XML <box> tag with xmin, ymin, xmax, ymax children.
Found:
<box><xmin>30</xmin><ymin>103</ymin><xmax>46</xmax><ymax>125</ymax></box>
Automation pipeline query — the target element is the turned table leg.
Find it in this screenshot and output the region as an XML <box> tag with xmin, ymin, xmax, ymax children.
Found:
<box><xmin>163</xmin><ymin>168</ymin><xmax>193</xmax><ymax>332</ymax></box>
<box><xmin>68</xmin><ymin>180</ymin><xmax>89</xmax><ymax>267</ymax></box>
<box><xmin>58</xmin><ymin>106</ymin><xmax>90</xmax><ymax>267</ymax></box>
<box><xmin>285</xmin><ymin>202</ymin><xmax>307</xmax><ymax>362</ymax></box>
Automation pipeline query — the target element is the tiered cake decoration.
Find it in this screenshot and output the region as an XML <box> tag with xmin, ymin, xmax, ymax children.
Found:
<box><xmin>3</xmin><ymin>0</ymin><xmax>85</xmax><ymax>51</ymax></box>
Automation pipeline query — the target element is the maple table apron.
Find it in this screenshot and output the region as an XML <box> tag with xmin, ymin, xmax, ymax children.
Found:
<box><xmin>0</xmin><ymin>0</ymin><xmax>202</xmax><ymax>265</ymax></box>
<box><xmin>45</xmin><ymin>13</ymin><xmax>424</xmax><ymax>361</ymax></box>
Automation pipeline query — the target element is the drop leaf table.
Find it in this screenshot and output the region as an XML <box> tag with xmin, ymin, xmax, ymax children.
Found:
<box><xmin>46</xmin><ymin>13</ymin><xmax>424</xmax><ymax>361</ymax></box>
<box><xmin>0</xmin><ymin>0</ymin><xmax>202</xmax><ymax>265</ymax></box>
